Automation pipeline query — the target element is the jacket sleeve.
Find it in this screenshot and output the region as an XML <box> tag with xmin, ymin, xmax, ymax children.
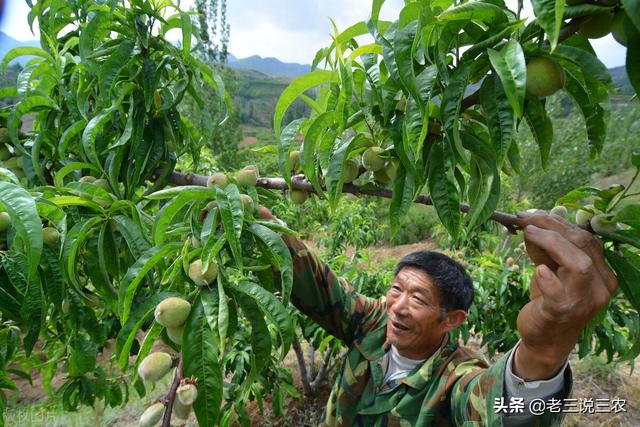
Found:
<box><xmin>279</xmin><ymin>234</ymin><xmax>383</xmax><ymax>345</ymax></box>
<box><xmin>450</xmin><ymin>347</ymin><xmax>572</xmax><ymax>426</ymax></box>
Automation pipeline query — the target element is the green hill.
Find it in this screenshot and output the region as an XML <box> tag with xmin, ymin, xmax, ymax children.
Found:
<box><xmin>234</xmin><ymin>68</ymin><xmax>309</xmax><ymax>128</ymax></box>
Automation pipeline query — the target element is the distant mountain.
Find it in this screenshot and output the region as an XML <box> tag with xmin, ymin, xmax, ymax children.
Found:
<box><xmin>0</xmin><ymin>32</ymin><xmax>40</xmax><ymax>66</ymax></box>
<box><xmin>228</xmin><ymin>55</ymin><xmax>310</xmax><ymax>77</ymax></box>
<box><xmin>609</xmin><ymin>66</ymin><xmax>634</xmax><ymax>95</ymax></box>
<box><xmin>233</xmin><ymin>68</ymin><xmax>310</xmax><ymax>128</ymax></box>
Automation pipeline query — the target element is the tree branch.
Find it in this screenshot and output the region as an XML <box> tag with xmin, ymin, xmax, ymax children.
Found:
<box><xmin>307</xmin><ymin>342</ymin><xmax>315</xmax><ymax>385</ymax></box>
<box><xmin>162</xmin><ymin>358</ymin><xmax>183</xmax><ymax>427</ymax></box>
<box><xmin>310</xmin><ymin>347</ymin><xmax>334</xmax><ymax>390</ymax></box>
<box><xmin>161</xmin><ymin>170</ymin><xmax>520</xmax><ymax>233</ymax></box>
<box><xmin>291</xmin><ymin>338</ymin><xmax>312</xmax><ymax>396</ymax></box>
<box><xmin>546</xmin><ymin>16</ymin><xmax>590</xmax><ymax>46</ymax></box>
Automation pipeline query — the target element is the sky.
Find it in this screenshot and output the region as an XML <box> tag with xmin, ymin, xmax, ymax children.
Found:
<box><xmin>0</xmin><ymin>0</ymin><xmax>627</xmax><ymax>67</ymax></box>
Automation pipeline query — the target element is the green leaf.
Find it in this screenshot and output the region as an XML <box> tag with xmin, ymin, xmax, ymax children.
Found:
<box><xmin>113</xmin><ymin>214</ymin><xmax>151</xmax><ymax>259</ymax></box>
<box><xmin>47</xmin><ymin>196</ymin><xmax>104</xmax><ymax>212</ymax></box>
<box><xmin>605</xmin><ymin>250</ymin><xmax>640</xmax><ymax>314</ymax></box>
<box><xmin>441</xmin><ymin>65</ymin><xmax>471</xmax><ymax>165</ymax></box>
<box><xmin>98</xmin><ymin>40</ymin><xmax>135</xmax><ymax>100</ymax></box>
<box><xmin>607</xmin><ymin>229</ymin><xmax>640</xmax><ymax>248</ymax></box>
<box><xmin>625</xmin><ymin>14</ymin><xmax>640</xmax><ymax>98</ymax></box>
<box><xmin>552</xmin><ymin>45</ymin><xmax>612</xmax><ymax>88</ymax></box>
<box><xmin>613</xmin><ymin>205</ymin><xmax>640</xmax><ymax>229</ymax></box>
<box><xmin>633</xmin><ymin>150</ymin><xmax>640</xmax><ymax>169</ymax></box>
<box><xmin>22</xmin><ymin>271</ymin><xmax>44</xmax><ymax>357</ymax></box>
<box><xmin>437</xmin><ymin>2</ymin><xmax>508</xmax><ymax>25</ymax></box>
<box><xmin>0</xmin><ymin>86</ymin><xmax>17</xmax><ymax>98</ymax></box>
<box><xmin>152</xmin><ymin>190</ymin><xmax>215</xmax><ymax>245</ymax></box>
<box><xmin>1</xmin><ymin>46</ymin><xmax>52</xmax><ymax>75</ymax></box>
<box><xmin>390</xmin><ymin>166</ymin><xmax>414</xmax><ymax>237</ymax></box>
<box><xmin>183</xmin><ymin>292</ymin><xmax>223</xmax><ymax>427</ymax></box>
<box><xmin>53</xmin><ymin>162</ymin><xmax>99</xmax><ymax>188</ymax></box>
<box><xmin>82</xmin><ymin>106</ymin><xmax>116</xmax><ymax>167</ymax></box>
<box><xmin>147</xmin><ymin>185</ymin><xmax>216</xmax><ymax>200</ymax></box>
<box><xmin>274</xmin><ymin>70</ymin><xmax>339</xmax><ymax>138</ymax></box>
<box><xmin>480</xmin><ymin>75</ymin><xmax>515</xmax><ymax>166</ymax></box>
<box><xmin>278</xmin><ymin>118</ymin><xmax>304</xmax><ymax>187</ymax></box>
<box><xmin>531</xmin><ymin>0</ymin><xmax>565</xmax><ymax>50</ymax></box>
<box><xmin>235</xmin><ymin>293</ymin><xmax>272</xmax><ymax>389</ymax></box>
<box><xmin>0</xmin><ymin>183</ymin><xmax>42</xmax><ymax>285</ymax></box>
<box><xmin>594</xmin><ymin>185</ymin><xmax>624</xmax><ymax>212</ymax></box>
<box><xmin>523</xmin><ymin>96</ymin><xmax>553</xmax><ymax>168</ymax></box>
<box><xmin>59</xmin><ymin>120</ymin><xmax>88</xmax><ymax>158</ymax></box>
<box><xmin>461</xmin><ymin>20</ymin><xmax>526</xmax><ymax>62</ymax></box>
<box><xmin>8</xmin><ymin>96</ymin><xmax>55</xmax><ymax>149</ymax></box>
<box><xmin>303</xmin><ymin>111</ymin><xmax>338</xmax><ymax>196</ymax></box>
<box><xmin>461</xmin><ymin>133</ymin><xmax>501</xmax><ymax>232</ymax></box>
<box><xmin>232</xmin><ymin>281</ymin><xmax>293</xmax><ymax>360</ymax></box>
<box><xmin>563</xmin><ymin>74</ymin><xmax>606</xmax><ymax>156</ymax></box>
<box><xmin>216</xmin><ymin>277</ymin><xmax>228</xmax><ymax>355</ymax></box>
<box><xmin>180</xmin><ymin>11</ymin><xmax>192</xmax><ymax>57</ymax></box>
<box><xmin>428</xmin><ymin>139</ymin><xmax>461</xmax><ymax>239</ymax></box>
<box><xmin>40</xmin><ymin>246</ymin><xmax>64</xmax><ymax>310</ymax></box>
<box><xmin>118</xmin><ymin>243</ymin><xmax>182</xmax><ymax>324</ymax></box>
<box><xmin>0</xmin><ymin>168</ymin><xmax>19</xmax><ymax>185</ymax></box>
<box><xmin>247</xmin><ymin>223</ymin><xmax>293</xmax><ymax>306</ymax></box>
<box><xmin>487</xmin><ymin>40</ymin><xmax>526</xmax><ymax>118</ymax></box>
<box><xmin>62</xmin><ymin>216</ymin><xmax>103</xmax><ymax>294</ymax></box>
<box><xmin>326</xmin><ymin>135</ymin><xmax>365</xmax><ymax>208</ymax></box>
<box><xmin>327</xmin><ymin>21</ymin><xmax>370</xmax><ymax>58</ymax></box>
<box><xmin>214</xmin><ymin>184</ymin><xmax>244</xmax><ymax>269</ymax></box>
<box><xmin>68</xmin><ymin>335</ymin><xmax>98</xmax><ymax>376</ymax></box>
<box><xmin>393</xmin><ymin>21</ymin><xmax>422</xmax><ymax>110</ymax></box>
<box><xmin>115</xmin><ymin>291</ymin><xmax>177</xmax><ymax>370</ymax></box>
<box><xmin>623</xmin><ymin>0</ymin><xmax>640</xmax><ymax>32</ymax></box>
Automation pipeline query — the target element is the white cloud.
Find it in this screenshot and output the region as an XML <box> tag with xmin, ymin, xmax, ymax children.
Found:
<box><xmin>0</xmin><ymin>0</ymin><xmax>39</xmax><ymax>40</ymax></box>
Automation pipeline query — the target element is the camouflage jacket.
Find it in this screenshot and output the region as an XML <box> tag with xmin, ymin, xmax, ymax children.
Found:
<box><xmin>284</xmin><ymin>234</ymin><xmax>572</xmax><ymax>427</ymax></box>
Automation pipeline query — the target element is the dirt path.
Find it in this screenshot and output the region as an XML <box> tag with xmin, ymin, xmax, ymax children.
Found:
<box><xmin>303</xmin><ymin>238</ymin><xmax>438</xmax><ymax>265</ymax></box>
<box><xmin>238</xmin><ymin>135</ymin><xmax>257</xmax><ymax>147</ymax></box>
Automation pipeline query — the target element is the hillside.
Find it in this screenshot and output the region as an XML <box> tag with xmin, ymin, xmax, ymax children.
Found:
<box><xmin>610</xmin><ymin>66</ymin><xmax>635</xmax><ymax>95</ymax></box>
<box><xmin>234</xmin><ymin>68</ymin><xmax>309</xmax><ymax>128</ymax></box>
<box><xmin>0</xmin><ymin>32</ymin><xmax>40</xmax><ymax>66</ymax></box>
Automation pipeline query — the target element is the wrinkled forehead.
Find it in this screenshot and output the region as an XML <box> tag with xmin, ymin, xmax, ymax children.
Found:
<box><xmin>393</xmin><ymin>266</ymin><xmax>441</xmax><ymax>301</ymax></box>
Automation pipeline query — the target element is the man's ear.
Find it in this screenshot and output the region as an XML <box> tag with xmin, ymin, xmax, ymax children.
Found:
<box><xmin>443</xmin><ymin>309</ymin><xmax>467</xmax><ymax>332</ymax></box>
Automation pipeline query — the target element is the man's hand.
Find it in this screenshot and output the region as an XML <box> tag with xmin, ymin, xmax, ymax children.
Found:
<box><xmin>512</xmin><ymin>211</ymin><xmax>618</xmax><ymax>381</ymax></box>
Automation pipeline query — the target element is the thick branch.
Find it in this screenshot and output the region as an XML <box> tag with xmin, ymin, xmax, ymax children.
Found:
<box><xmin>310</xmin><ymin>347</ymin><xmax>334</xmax><ymax>390</ymax></box>
<box><xmin>163</xmin><ymin>170</ymin><xmax>520</xmax><ymax>232</ymax></box>
<box><xmin>307</xmin><ymin>342</ymin><xmax>315</xmax><ymax>384</ymax></box>
<box><xmin>292</xmin><ymin>338</ymin><xmax>313</xmax><ymax>396</ymax></box>
<box><xmin>258</xmin><ymin>176</ymin><xmax>520</xmax><ymax>232</ymax></box>
<box><xmin>546</xmin><ymin>17</ymin><xmax>590</xmax><ymax>46</ymax></box>
<box><xmin>162</xmin><ymin>358</ymin><xmax>183</xmax><ymax>427</ymax></box>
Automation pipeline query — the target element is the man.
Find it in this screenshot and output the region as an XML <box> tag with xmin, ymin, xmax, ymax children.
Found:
<box><xmin>259</xmin><ymin>207</ymin><xmax>617</xmax><ymax>426</ymax></box>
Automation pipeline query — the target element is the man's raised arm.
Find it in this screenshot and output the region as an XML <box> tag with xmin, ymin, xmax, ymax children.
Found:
<box><xmin>258</xmin><ymin>206</ymin><xmax>383</xmax><ymax>345</ymax></box>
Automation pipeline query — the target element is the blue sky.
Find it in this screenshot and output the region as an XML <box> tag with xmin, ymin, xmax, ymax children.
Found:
<box><xmin>0</xmin><ymin>0</ymin><xmax>627</xmax><ymax>67</ymax></box>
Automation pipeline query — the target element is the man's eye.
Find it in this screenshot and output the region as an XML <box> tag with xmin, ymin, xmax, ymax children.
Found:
<box><xmin>391</xmin><ymin>285</ymin><xmax>401</xmax><ymax>291</ymax></box>
<box><xmin>412</xmin><ymin>296</ymin><xmax>425</xmax><ymax>304</ymax></box>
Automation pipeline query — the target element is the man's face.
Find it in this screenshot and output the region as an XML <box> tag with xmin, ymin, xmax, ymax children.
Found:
<box><xmin>385</xmin><ymin>266</ymin><xmax>450</xmax><ymax>360</ymax></box>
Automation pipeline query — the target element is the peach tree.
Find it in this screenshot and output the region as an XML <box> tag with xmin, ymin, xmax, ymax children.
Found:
<box><xmin>0</xmin><ymin>0</ymin><xmax>639</xmax><ymax>426</ymax></box>
<box><xmin>272</xmin><ymin>0</ymin><xmax>640</xmax><ymax>386</ymax></box>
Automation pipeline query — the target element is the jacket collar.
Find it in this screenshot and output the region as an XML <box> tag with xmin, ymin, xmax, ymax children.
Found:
<box><xmin>353</xmin><ymin>312</ymin><xmax>452</xmax><ymax>389</ymax></box>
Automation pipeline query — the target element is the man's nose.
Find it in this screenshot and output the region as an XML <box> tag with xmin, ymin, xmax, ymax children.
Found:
<box><xmin>391</xmin><ymin>292</ymin><xmax>410</xmax><ymax>316</ymax></box>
